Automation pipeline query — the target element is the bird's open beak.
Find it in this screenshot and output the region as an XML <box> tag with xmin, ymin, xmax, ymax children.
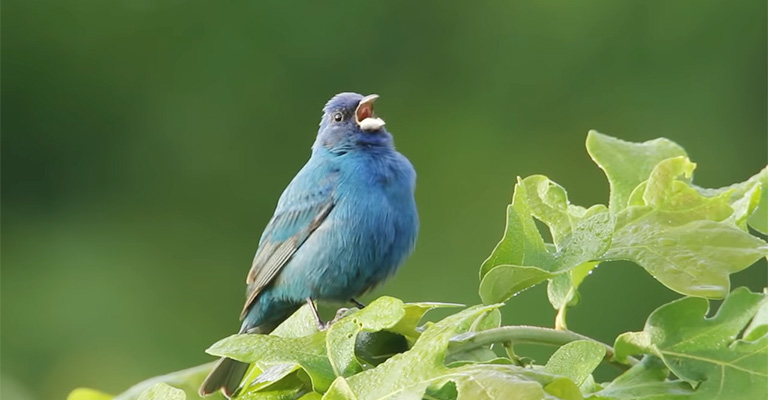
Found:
<box><xmin>355</xmin><ymin>94</ymin><xmax>386</xmax><ymax>132</ymax></box>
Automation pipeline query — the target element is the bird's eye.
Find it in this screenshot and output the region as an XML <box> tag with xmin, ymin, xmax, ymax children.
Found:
<box><xmin>332</xmin><ymin>112</ymin><xmax>344</xmax><ymax>122</ymax></box>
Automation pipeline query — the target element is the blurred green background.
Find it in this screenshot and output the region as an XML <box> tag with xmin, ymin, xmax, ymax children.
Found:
<box><xmin>2</xmin><ymin>1</ymin><xmax>766</xmax><ymax>399</ymax></box>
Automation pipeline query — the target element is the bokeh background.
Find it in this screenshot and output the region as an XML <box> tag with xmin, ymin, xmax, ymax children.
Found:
<box><xmin>3</xmin><ymin>1</ymin><xmax>767</xmax><ymax>399</ymax></box>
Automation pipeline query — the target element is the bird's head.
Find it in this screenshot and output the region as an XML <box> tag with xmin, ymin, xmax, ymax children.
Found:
<box><xmin>315</xmin><ymin>92</ymin><xmax>392</xmax><ymax>154</ymax></box>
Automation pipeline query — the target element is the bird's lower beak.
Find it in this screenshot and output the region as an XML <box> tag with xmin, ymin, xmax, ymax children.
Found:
<box><xmin>356</xmin><ymin>94</ymin><xmax>386</xmax><ymax>132</ymax></box>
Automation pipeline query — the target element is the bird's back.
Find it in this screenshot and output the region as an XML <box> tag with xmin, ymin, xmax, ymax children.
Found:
<box><xmin>271</xmin><ymin>147</ymin><xmax>418</xmax><ymax>302</ymax></box>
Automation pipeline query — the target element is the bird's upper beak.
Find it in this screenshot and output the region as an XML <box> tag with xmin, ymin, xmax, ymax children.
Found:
<box><xmin>355</xmin><ymin>94</ymin><xmax>386</xmax><ymax>132</ymax></box>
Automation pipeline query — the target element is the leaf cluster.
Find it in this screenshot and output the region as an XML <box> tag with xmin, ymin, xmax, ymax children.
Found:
<box><xmin>70</xmin><ymin>132</ymin><xmax>768</xmax><ymax>400</ymax></box>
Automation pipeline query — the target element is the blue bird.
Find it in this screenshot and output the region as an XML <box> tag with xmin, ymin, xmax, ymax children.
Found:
<box><xmin>200</xmin><ymin>93</ymin><xmax>419</xmax><ymax>397</ymax></box>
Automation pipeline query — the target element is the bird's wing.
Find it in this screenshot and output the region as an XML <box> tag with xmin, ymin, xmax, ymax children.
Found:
<box><xmin>239</xmin><ymin>187</ymin><xmax>335</xmax><ymax>320</ymax></box>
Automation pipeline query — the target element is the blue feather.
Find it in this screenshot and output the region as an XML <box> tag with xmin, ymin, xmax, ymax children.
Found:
<box><xmin>200</xmin><ymin>93</ymin><xmax>418</xmax><ymax>397</ymax></box>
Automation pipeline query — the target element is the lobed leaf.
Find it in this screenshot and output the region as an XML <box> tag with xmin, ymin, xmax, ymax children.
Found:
<box><xmin>388</xmin><ymin>302</ymin><xmax>463</xmax><ymax>343</ymax></box>
<box><xmin>614</xmin><ymin>288</ymin><xmax>768</xmax><ymax>400</ymax></box>
<box><xmin>590</xmin><ymin>356</ymin><xmax>692</xmax><ymax>400</ymax></box>
<box><xmin>586</xmin><ymin>130</ymin><xmax>687</xmax><ymax>213</ymax></box>
<box><xmin>479</xmin><ymin>176</ymin><xmax>613</xmax><ymax>305</ymax></box>
<box><xmin>209</xmin><ymin>297</ymin><xmax>409</xmax><ymax>394</ymax></box>
<box><xmin>603</xmin><ymin>157</ymin><xmax>768</xmax><ymax>298</ymax></box>
<box><xmin>480</xmin><ymin>180</ymin><xmax>554</xmax><ymax>280</ymax></box>
<box><xmin>695</xmin><ymin>166</ymin><xmax>768</xmax><ymax>234</ymax></box>
<box><xmin>326</xmin><ymin>297</ymin><xmax>405</xmax><ymax>377</ymax></box>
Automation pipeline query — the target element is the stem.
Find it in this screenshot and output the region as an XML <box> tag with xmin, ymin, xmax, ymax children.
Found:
<box><xmin>447</xmin><ymin>325</ymin><xmax>638</xmax><ymax>370</ymax></box>
<box><xmin>554</xmin><ymin>305</ymin><xmax>568</xmax><ymax>331</ymax></box>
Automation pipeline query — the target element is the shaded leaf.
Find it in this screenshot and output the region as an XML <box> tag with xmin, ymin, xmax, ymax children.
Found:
<box><xmin>238</xmin><ymin>371</ymin><xmax>307</xmax><ymax>400</ymax></box>
<box><xmin>354</xmin><ymin>331</ymin><xmax>409</xmax><ymax>367</ymax></box>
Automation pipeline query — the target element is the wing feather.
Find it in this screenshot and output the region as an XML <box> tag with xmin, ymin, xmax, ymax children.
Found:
<box><xmin>239</xmin><ymin>197</ymin><xmax>334</xmax><ymax>320</ymax></box>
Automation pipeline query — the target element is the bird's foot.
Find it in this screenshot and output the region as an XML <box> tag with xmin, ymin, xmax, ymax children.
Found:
<box><xmin>306</xmin><ymin>298</ymin><xmax>360</xmax><ymax>331</ymax></box>
<box><xmin>350</xmin><ymin>298</ymin><xmax>366</xmax><ymax>309</ymax></box>
<box><xmin>307</xmin><ymin>298</ymin><xmax>328</xmax><ymax>330</ymax></box>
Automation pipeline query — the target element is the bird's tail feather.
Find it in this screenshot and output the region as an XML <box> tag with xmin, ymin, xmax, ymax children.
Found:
<box><xmin>198</xmin><ymin>357</ymin><xmax>250</xmax><ymax>398</ymax></box>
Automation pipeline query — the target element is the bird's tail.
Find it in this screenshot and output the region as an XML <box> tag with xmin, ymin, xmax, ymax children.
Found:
<box><xmin>198</xmin><ymin>357</ymin><xmax>250</xmax><ymax>398</ymax></box>
<box><xmin>198</xmin><ymin>309</ymin><xmax>296</xmax><ymax>398</ymax></box>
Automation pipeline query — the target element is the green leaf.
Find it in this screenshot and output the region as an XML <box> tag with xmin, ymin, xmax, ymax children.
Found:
<box><xmin>324</xmin><ymin>305</ymin><xmax>494</xmax><ymax>398</ymax></box>
<box><xmin>479</xmin><ymin>175</ymin><xmax>614</xmax><ymax>304</ymax></box>
<box><xmin>326</xmin><ymin>297</ymin><xmax>405</xmax><ymax>377</ymax></box>
<box><xmin>519</xmin><ymin>175</ymin><xmax>609</xmax><ymax>246</ymax></box>
<box><xmin>208</xmin><ymin>297</ymin><xmax>409</xmax><ymax>394</ymax></box>
<box><xmin>388</xmin><ymin>302</ymin><xmax>463</xmax><ymax>343</ymax></box>
<box><xmin>479</xmin><ymin>264</ymin><xmax>554</xmax><ymax>304</ymax></box>
<box><xmin>297</xmin><ymin>393</ymin><xmax>323</xmax><ymax>400</ymax></box>
<box><xmin>591</xmin><ymin>357</ymin><xmax>692</xmax><ymax>400</ymax></box>
<box><xmin>695</xmin><ymin>166</ymin><xmax>768</xmax><ymax>234</ymax></box>
<box><xmin>586</xmin><ymin>130</ymin><xmax>687</xmax><ymax>213</ymax></box>
<box><xmin>237</xmin><ymin>371</ymin><xmax>308</xmax><ymax>400</ymax></box>
<box><xmin>445</xmin><ymin>309</ymin><xmax>503</xmax><ymax>365</ymax></box>
<box><xmin>547</xmin><ymin>261</ymin><xmax>597</xmax><ymax>311</ymax></box>
<box><xmin>243</xmin><ymin>364</ymin><xmax>300</xmax><ymax>393</ymax></box>
<box><xmin>744</xmin><ymin>292</ymin><xmax>768</xmax><ymax>341</ymax></box>
<box><xmin>67</xmin><ymin>388</ymin><xmax>114</xmax><ymax>400</ymax></box>
<box><xmin>105</xmin><ymin>363</ymin><xmax>220</xmax><ymax>400</ymax></box>
<box><xmin>271</xmin><ymin>304</ymin><xmax>322</xmax><ymax>338</ymax></box>
<box><xmin>434</xmin><ymin>364</ymin><xmax>581</xmax><ymax>400</ymax></box>
<box><xmin>480</xmin><ymin>180</ymin><xmax>554</xmax><ymax>280</ymax></box>
<box><xmin>324</xmin><ymin>305</ymin><xmax>583</xmax><ymax>399</ymax></box>
<box><xmin>747</xmin><ymin>169</ymin><xmax>768</xmax><ymax>233</ymax></box>
<box><xmin>614</xmin><ymin>288</ymin><xmax>768</xmax><ymax>400</ymax></box>
<box><xmin>137</xmin><ymin>383</ymin><xmax>185</xmax><ymax>400</ymax></box>
<box><xmin>354</xmin><ymin>331</ymin><xmax>409</xmax><ymax>367</ymax></box>
<box><xmin>208</xmin><ymin>329</ymin><xmax>332</xmax><ymax>392</ymax></box>
<box><xmin>544</xmin><ymin>340</ymin><xmax>605</xmax><ymax>386</ymax></box>
<box><xmin>603</xmin><ymin>157</ymin><xmax>768</xmax><ymax>298</ymax></box>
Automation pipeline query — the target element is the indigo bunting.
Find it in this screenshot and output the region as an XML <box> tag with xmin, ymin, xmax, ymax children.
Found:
<box><xmin>200</xmin><ymin>93</ymin><xmax>419</xmax><ymax>397</ymax></box>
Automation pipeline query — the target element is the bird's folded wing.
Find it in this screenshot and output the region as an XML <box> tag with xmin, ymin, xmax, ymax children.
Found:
<box><xmin>240</xmin><ymin>194</ymin><xmax>335</xmax><ymax>320</ymax></box>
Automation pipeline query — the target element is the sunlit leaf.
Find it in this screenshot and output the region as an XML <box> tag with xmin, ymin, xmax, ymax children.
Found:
<box><xmin>615</xmin><ymin>288</ymin><xmax>768</xmax><ymax>400</ymax></box>
<box><xmin>695</xmin><ymin>166</ymin><xmax>768</xmax><ymax>234</ymax></box>
<box><xmin>544</xmin><ymin>340</ymin><xmax>605</xmax><ymax>387</ymax></box>
<box><xmin>326</xmin><ymin>297</ymin><xmax>405</xmax><ymax>377</ymax></box>
<box><xmin>67</xmin><ymin>388</ymin><xmax>114</xmax><ymax>400</ymax></box>
<box><xmin>137</xmin><ymin>383</ymin><xmax>185</xmax><ymax>400</ymax></box>
<box><xmin>603</xmin><ymin>157</ymin><xmax>768</xmax><ymax>298</ymax></box>
<box><xmin>586</xmin><ymin>130</ymin><xmax>686</xmax><ymax>213</ymax></box>
<box><xmin>480</xmin><ymin>180</ymin><xmax>554</xmax><ymax>280</ymax></box>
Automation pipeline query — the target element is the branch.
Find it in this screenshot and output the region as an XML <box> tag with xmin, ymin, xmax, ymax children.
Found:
<box><xmin>447</xmin><ymin>325</ymin><xmax>639</xmax><ymax>370</ymax></box>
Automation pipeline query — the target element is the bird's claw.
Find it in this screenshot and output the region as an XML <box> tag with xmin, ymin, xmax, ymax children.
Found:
<box><xmin>314</xmin><ymin>307</ymin><xmax>356</xmax><ymax>331</ymax></box>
